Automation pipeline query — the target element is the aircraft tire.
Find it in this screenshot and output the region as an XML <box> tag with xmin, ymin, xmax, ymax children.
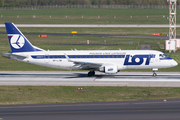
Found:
<box><xmin>88</xmin><ymin>71</ymin><xmax>95</xmax><ymax>77</ymax></box>
<box><xmin>92</xmin><ymin>71</ymin><xmax>95</xmax><ymax>76</ymax></box>
<box><xmin>153</xmin><ymin>73</ymin><xmax>157</xmax><ymax>77</ymax></box>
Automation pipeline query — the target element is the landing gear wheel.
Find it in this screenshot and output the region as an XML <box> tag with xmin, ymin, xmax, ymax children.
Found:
<box><xmin>92</xmin><ymin>71</ymin><xmax>95</xmax><ymax>76</ymax></box>
<box><xmin>88</xmin><ymin>71</ymin><xmax>95</xmax><ymax>77</ymax></box>
<box><xmin>153</xmin><ymin>73</ymin><xmax>157</xmax><ymax>77</ymax></box>
<box><xmin>152</xmin><ymin>69</ymin><xmax>158</xmax><ymax>77</ymax></box>
<box><xmin>153</xmin><ymin>70</ymin><xmax>157</xmax><ymax>77</ymax></box>
<box><xmin>88</xmin><ymin>72</ymin><xmax>92</xmax><ymax>77</ymax></box>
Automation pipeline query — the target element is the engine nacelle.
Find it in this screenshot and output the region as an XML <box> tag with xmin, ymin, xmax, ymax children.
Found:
<box><xmin>99</xmin><ymin>65</ymin><xmax>118</xmax><ymax>74</ymax></box>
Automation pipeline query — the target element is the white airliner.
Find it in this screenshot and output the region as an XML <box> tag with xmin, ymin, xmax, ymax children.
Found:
<box><xmin>2</xmin><ymin>23</ymin><xmax>178</xmax><ymax>77</ymax></box>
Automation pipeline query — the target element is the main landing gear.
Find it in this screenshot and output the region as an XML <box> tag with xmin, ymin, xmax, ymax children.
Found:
<box><xmin>88</xmin><ymin>70</ymin><xmax>95</xmax><ymax>77</ymax></box>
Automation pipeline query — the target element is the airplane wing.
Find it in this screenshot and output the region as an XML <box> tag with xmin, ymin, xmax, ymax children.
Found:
<box><xmin>64</xmin><ymin>53</ymin><xmax>103</xmax><ymax>69</ymax></box>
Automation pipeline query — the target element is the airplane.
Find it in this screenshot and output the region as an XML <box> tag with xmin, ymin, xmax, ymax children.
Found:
<box><xmin>2</xmin><ymin>22</ymin><xmax>178</xmax><ymax>77</ymax></box>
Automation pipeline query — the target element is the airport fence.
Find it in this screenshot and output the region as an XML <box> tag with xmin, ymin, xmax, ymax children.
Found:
<box><xmin>0</xmin><ymin>4</ymin><xmax>179</xmax><ymax>10</ymax></box>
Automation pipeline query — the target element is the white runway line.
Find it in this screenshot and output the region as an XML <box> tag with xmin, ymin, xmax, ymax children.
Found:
<box><xmin>1</xmin><ymin>24</ymin><xmax>180</xmax><ymax>28</ymax></box>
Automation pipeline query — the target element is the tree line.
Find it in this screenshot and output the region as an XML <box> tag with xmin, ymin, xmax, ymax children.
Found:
<box><xmin>1</xmin><ymin>0</ymin><xmax>180</xmax><ymax>7</ymax></box>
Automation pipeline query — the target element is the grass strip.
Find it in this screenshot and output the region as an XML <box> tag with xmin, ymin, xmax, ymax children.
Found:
<box><xmin>0</xmin><ymin>8</ymin><xmax>175</xmax><ymax>24</ymax></box>
<box><xmin>0</xmin><ymin>86</ymin><xmax>179</xmax><ymax>105</ymax></box>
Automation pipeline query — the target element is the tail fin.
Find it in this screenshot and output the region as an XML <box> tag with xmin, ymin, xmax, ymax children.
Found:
<box><xmin>5</xmin><ymin>22</ymin><xmax>44</xmax><ymax>53</ymax></box>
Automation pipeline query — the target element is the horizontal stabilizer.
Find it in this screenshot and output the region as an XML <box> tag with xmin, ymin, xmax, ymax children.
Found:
<box><xmin>2</xmin><ymin>53</ymin><xmax>27</xmax><ymax>60</ymax></box>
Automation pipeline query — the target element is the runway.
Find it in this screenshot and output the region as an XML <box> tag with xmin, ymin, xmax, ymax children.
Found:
<box><xmin>0</xmin><ymin>71</ymin><xmax>180</xmax><ymax>87</ymax></box>
<box><xmin>1</xmin><ymin>24</ymin><xmax>180</xmax><ymax>28</ymax></box>
<box><xmin>1</xmin><ymin>99</ymin><xmax>180</xmax><ymax>120</ymax></box>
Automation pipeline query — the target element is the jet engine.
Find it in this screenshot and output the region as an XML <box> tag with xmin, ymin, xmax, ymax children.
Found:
<box><xmin>99</xmin><ymin>65</ymin><xmax>118</xmax><ymax>74</ymax></box>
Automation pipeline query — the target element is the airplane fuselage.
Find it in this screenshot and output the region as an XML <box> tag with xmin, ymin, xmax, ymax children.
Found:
<box><xmin>7</xmin><ymin>50</ymin><xmax>177</xmax><ymax>72</ymax></box>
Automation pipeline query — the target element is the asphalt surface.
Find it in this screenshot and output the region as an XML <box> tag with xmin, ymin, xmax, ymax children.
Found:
<box><xmin>0</xmin><ymin>71</ymin><xmax>180</xmax><ymax>87</ymax></box>
<box><xmin>1</xmin><ymin>24</ymin><xmax>180</xmax><ymax>28</ymax></box>
<box><xmin>1</xmin><ymin>99</ymin><xmax>180</xmax><ymax>120</ymax></box>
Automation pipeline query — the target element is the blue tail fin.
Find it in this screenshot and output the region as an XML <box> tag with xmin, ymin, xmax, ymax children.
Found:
<box><xmin>5</xmin><ymin>22</ymin><xmax>43</xmax><ymax>53</ymax></box>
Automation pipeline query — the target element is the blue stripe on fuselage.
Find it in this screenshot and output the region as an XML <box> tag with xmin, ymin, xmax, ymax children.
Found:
<box><xmin>31</xmin><ymin>55</ymin><xmax>126</xmax><ymax>59</ymax></box>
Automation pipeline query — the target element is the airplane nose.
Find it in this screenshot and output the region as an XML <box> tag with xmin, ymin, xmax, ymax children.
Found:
<box><xmin>171</xmin><ymin>60</ymin><xmax>178</xmax><ymax>67</ymax></box>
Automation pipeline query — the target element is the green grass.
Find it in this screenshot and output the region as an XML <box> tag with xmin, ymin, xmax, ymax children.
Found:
<box><xmin>0</xmin><ymin>15</ymin><xmax>170</xmax><ymax>24</ymax></box>
<box><xmin>0</xmin><ymin>86</ymin><xmax>180</xmax><ymax>105</ymax></box>
<box><xmin>0</xmin><ymin>8</ymin><xmax>169</xmax><ymax>16</ymax></box>
<box><xmin>0</xmin><ymin>8</ymin><xmax>175</xmax><ymax>24</ymax></box>
<box><xmin>0</xmin><ymin>27</ymin><xmax>171</xmax><ymax>36</ymax></box>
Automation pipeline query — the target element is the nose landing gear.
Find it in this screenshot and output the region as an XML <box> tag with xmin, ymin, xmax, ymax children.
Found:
<box><xmin>152</xmin><ymin>68</ymin><xmax>158</xmax><ymax>77</ymax></box>
<box><xmin>153</xmin><ymin>71</ymin><xmax>157</xmax><ymax>77</ymax></box>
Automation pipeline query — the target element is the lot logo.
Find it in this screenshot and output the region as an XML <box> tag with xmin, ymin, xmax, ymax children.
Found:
<box><xmin>108</xmin><ymin>68</ymin><xmax>113</xmax><ymax>71</ymax></box>
<box><xmin>124</xmin><ymin>55</ymin><xmax>154</xmax><ymax>65</ymax></box>
<box><xmin>10</xmin><ymin>35</ymin><xmax>25</xmax><ymax>49</ymax></box>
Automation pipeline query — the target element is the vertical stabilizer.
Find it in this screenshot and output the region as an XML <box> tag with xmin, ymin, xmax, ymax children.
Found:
<box><xmin>5</xmin><ymin>22</ymin><xmax>43</xmax><ymax>53</ymax></box>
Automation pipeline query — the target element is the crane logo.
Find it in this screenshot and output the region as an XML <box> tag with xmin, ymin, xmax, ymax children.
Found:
<box><xmin>10</xmin><ymin>35</ymin><xmax>25</xmax><ymax>49</ymax></box>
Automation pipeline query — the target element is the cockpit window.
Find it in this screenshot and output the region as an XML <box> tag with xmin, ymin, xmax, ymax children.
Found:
<box><xmin>163</xmin><ymin>54</ymin><xmax>168</xmax><ymax>57</ymax></box>
<box><xmin>159</xmin><ymin>54</ymin><xmax>168</xmax><ymax>57</ymax></box>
